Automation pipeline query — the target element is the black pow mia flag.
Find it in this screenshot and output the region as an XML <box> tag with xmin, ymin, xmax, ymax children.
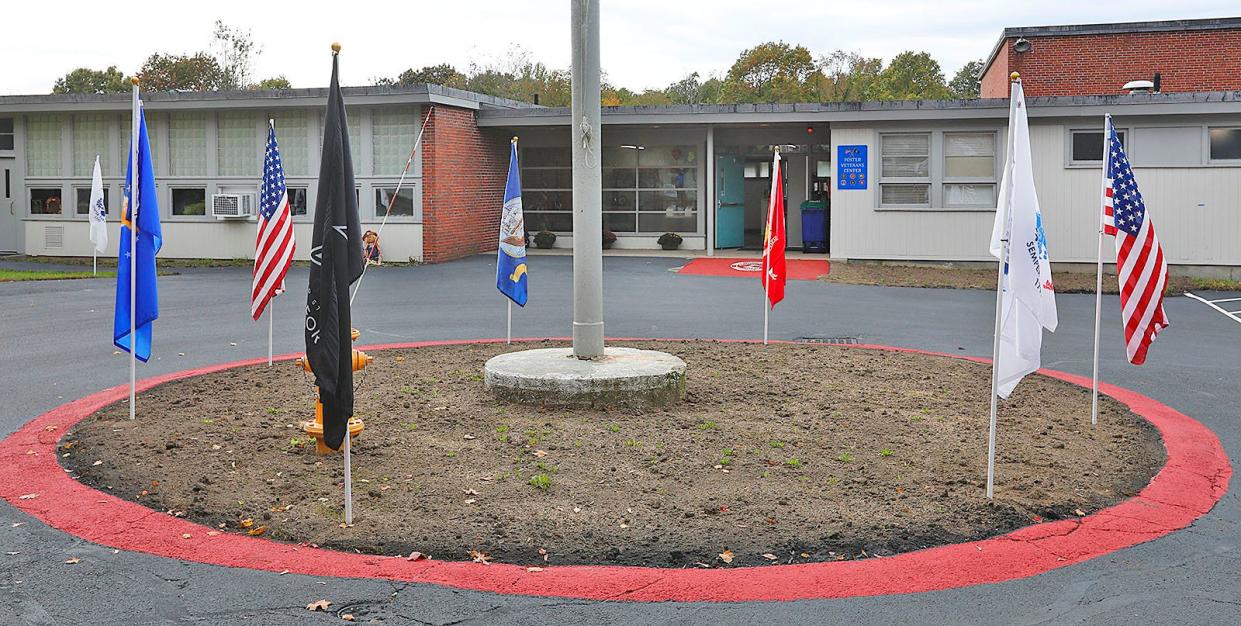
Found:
<box><xmin>305</xmin><ymin>50</ymin><xmax>364</xmax><ymax>450</ymax></box>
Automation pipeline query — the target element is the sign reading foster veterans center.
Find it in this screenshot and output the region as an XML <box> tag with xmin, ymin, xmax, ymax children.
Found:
<box><xmin>837</xmin><ymin>145</ymin><xmax>867</xmax><ymax>190</ymax></box>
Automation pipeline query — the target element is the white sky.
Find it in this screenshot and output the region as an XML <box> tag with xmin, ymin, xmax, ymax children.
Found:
<box><xmin>3</xmin><ymin>1</ymin><xmax>1237</xmax><ymax>95</ymax></box>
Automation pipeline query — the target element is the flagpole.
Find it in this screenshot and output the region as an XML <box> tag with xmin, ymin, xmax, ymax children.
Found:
<box><xmin>343</xmin><ymin>426</ymin><xmax>353</xmax><ymax>525</ymax></box>
<box><xmin>763</xmin><ymin>148</ymin><xmax>779</xmax><ymax>345</ymax></box>
<box><xmin>507</xmin><ymin>299</ymin><xmax>512</xmax><ymax>344</ymax></box>
<box><xmin>128</xmin><ymin>77</ymin><xmax>140</xmax><ymax>421</ymax></box>
<box><xmin>1091</xmin><ymin>115</ymin><xmax>1111</xmax><ymax>427</ymax></box>
<box><xmin>267</xmin><ymin>295</ymin><xmax>274</xmax><ymax>367</ymax></box>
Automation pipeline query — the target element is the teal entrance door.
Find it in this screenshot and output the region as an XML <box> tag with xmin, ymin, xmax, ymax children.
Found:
<box><xmin>715</xmin><ymin>155</ymin><xmax>744</xmax><ymax>248</ymax></box>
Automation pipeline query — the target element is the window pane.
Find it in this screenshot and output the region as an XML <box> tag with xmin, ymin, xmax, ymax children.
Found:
<box><xmin>1072</xmin><ymin>130</ymin><xmax>1126</xmax><ymax>162</ymax></box>
<box><xmin>218</xmin><ymin>112</ymin><xmax>257</xmax><ymax>177</ymax></box>
<box><xmin>271</xmin><ymin>112</ymin><xmax>308</xmax><ymax>175</ymax></box>
<box><xmin>169</xmin><ymin>113</ymin><xmax>207</xmax><ymax>176</ymax></box>
<box><xmin>30</xmin><ymin>188</ymin><xmax>63</xmax><ymax>214</ymax></box>
<box><xmin>944</xmin><ymin>183</ymin><xmax>995</xmax><ymax>208</ymax></box>
<box><xmin>882</xmin><ymin>134</ymin><xmax>929</xmax><ymax>156</ymax></box>
<box><xmin>76</xmin><ymin>187</ymin><xmax>110</xmax><ymax>215</ymax></box>
<box><xmin>638</xmin><ymin>145</ymin><xmax>697</xmax><ymax>167</ymax></box>
<box><xmin>602</xmin><ymin>146</ymin><xmax>638</xmax><ymax>168</ymax></box>
<box><xmin>372</xmin><ymin>109</ymin><xmax>416</xmax><ymax>175</ymax></box>
<box><xmin>603</xmin><ymin>212</ymin><xmax>636</xmax><ymax>232</ymax></box>
<box><xmin>603</xmin><ymin>190</ymin><xmax>635</xmax><ymax>212</ymax></box>
<box><xmin>945</xmin><ymin>156</ymin><xmax>993</xmax><ymax>178</ymax></box>
<box><xmin>522</xmin><ymin>147</ymin><xmax>570</xmax><ymax>167</ymax></box>
<box><xmin>944</xmin><ymin>133</ymin><xmax>993</xmax><ymax>157</ymax></box>
<box><xmin>0</xmin><ymin>118</ymin><xmax>13</xmax><ymax>133</ymax></box>
<box><xmin>526</xmin><ymin>168</ymin><xmax>571</xmax><ymax>189</ymax></box>
<box><xmin>602</xmin><ymin>167</ymin><xmax>634</xmax><ymax>188</ymax></box>
<box><xmin>638</xmin><ymin>211</ymin><xmax>697</xmax><ymax>233</ymax></box>
<box><xmin>881</xmin><ymin>156</ymin><xmax>929</xmax><ymax>178</ymax></box>
<box><xmin>172</xmin><ymin>188</ymin><xmax>206</xmax><ymax>216</ymax></box>
<box><xmin>638</xmin><ymin>190</ymin><xmax>697</xmax><ymax>213</ymax></box>
<box><xmin>374</xmin><ymin>187</ymin><xmax>416</xmax><ymax>218</ymax></box>
<box><xmin>526</xmin><ymin>211</ymin><xmax>572</xmax><ymax>232</ymax></box>
<box><xmin>288</xmin><ymin>187</ymin><xmax>308</xmax><ymax>216</ymax></box>
<box><xmin>880</xmin><ymin>183</ymin><xmax>929</xmax><ymax>206</ymax></box>
<box><xmin>26</xmin><ymin>115</ymin><xmax>62</xmax><ymax>176</ymax></box>
<box><xmin>525</xmin><ymin>190</ymin><xmax>572</xmax><ymax>212</ymax></box>
<box><xmin>638</xmin><ymin>167</ymin><xmax>694</xmax><ymax>189</ymax></box>
<box><xmin>74</xmin><ymin>114</ymin><xmax>111</xmax><ymax>176</ymax></box>
<box><xmin>1209</xmin><ymin>128</ymin><xmax>1241</xmax><ymax>160</ymax></box>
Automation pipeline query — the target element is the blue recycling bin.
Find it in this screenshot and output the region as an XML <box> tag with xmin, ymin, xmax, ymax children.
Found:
<box><xmin>800</xmin><ymin>200</ymin><xmax>827</xmax><ymax>253</ymax></box>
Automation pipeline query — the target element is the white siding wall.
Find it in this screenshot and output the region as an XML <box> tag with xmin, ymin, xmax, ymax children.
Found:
<box><xmin>832</xmin><ymin>120</ymin><xmax>1241</xmax><ymax>266</ymax></box>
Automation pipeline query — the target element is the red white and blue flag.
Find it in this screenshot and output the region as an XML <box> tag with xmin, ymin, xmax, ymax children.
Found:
<box><xmin>1102</xmin><ymin>115</ymin><xmax>1168</xmax><ymax>364</ymax></box>
<box><xmin>251</xmin><ymin>121</ymin><xmax>296</xmax><ymax>320</ymax></box>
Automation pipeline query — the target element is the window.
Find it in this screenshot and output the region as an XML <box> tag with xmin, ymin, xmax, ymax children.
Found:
<box><xmin>169</xmin><ymin>113</ymin><xmax>207</xmax><ymax>176</ymax></box>
<box><xmin>374</xmin><ymin>187</ymin><xmax>416</xmax><ymax>219</ymax></box>
<box><xmin>76</xmin><ymin>187</ymin><xmax>110</xmax><ymax>215</ymax></box>
<box><xmin>73</xmin><ymin>114</ymin><xmax>111</xmax><ymax>176</ymax></box>
<box><xmin>288</xmin><ymin>187</ymin><xmax>308</xmax><ymax>216</ymax></box>
<box><xmin>1209</xmin><ymin>127</ymin><xmax>1241</xmax><ymax>161</ymax></box>
<box><xmin>942</xmin><ymin>132</ymin><xmax>996</xmax><ymax>208</ymax></box>
<box><xmin>30</xmin><ymin>188</ymin><xmax>63</xmax><ymax>215</ymax></box>
<box><xmin>0</xmin><ymin>118</ymin><xmax>14</xmax><ymax>151</ymax></box>
<box><xmin>521</xmin><ymin>146</ymin><xmax>573</xmax><ymax>232</ymax></box>
<box><xmin>1071</xmin><ymin>129</ymin><xmax>1127</xmax><ymax>163</ymax></box>
<box><xmin>636</xmin><ymin>145</ymin><xmax>697</xmax><ymax>234</ymax></box>
<box><xmin>26</xmin><ymin>115</ymin><xmax>62</xmax><ymax>176</ymax></box>
<box><xmin>879</xmin><ymin>133</ymin><xmax>930</xmax><ymax>207</ymax></box>
<box><xmin>218</xmin><ymin>112</ymin><xmax>257</xmax><ymax>176</ymax></box>
<box><xmin>372</xmin><ymin>109</ymin><xmax>416</xmax><ymax>175</ymax></box>
<box><xmin>1131</xmin><ymin>126</ymin><xmax>1201</xmax><ymax>167</ymax></box>
<box><xmin>320</xmin><ymin>108</ymin><xmax>364</xmax><ymax>175</ymax></box>
<box><xmin>171</xmin><ymin>188</ymin><xmax>207</xmax><ymax>216</ymax></box>
<box><xmin>271</xmin><ymin>111</ymin><xmax>308</xmax><ymax>175</ymax></box>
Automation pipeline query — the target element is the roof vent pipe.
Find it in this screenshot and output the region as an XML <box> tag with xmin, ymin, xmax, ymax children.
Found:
<box><xmin>1153</xmin><ymin>72</ymin><xmax>1162</xmax><ymax>93</ymax></box>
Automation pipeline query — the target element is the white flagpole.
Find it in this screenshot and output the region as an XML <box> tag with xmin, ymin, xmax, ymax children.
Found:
<box><xmin>93</xmin><ymin>250</ymin><xmax>97</xmax><ymax>277</ymax></box>
<box><xmin>987</xmin><ymin>76</ymin><xmax>1021</xmax><ymax>499</ymax></box>
<box><xmin>128</xmin><ymin>78</ymin><xmax>139</xmax><ymax>421</ymax></box>
<box><xmin>267</xmin><ymin>295</ymin><xmax>274</xmax><ymax>367</ymax></box>
<box><xmin>343</xmin><ymin>427</ymin><xmax>353</xmax><ymax>525</ymax></box>
<box><xmin>507</xmin><ymin>299</ymin><xmax>512</xmax><ymax>344</ymax></box>
<box><xmin>1091</xmin><ymin>115</ymin><xmax>1111</xmax><ymax>427</ymax></box>
<box><xmin>763</xmin><ymin>149</ymin><xmax>779</xmax><ymax>345</ymax></box>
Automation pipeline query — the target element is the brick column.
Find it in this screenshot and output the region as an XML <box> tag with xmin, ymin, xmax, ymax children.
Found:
<box><xmin>420</xmin><ymin>106</ymin><xmax>509</xmax><ymax>263</ymax></box>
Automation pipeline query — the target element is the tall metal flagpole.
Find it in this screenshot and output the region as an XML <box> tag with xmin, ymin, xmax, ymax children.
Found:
<box><xmin>987</xmin><ymin>73</ymin><xmax>1021</xmax><ymax>499</ymax></box>
<box><xmin>571</xmin><ymin>0</ymin><xmax>604</xmax><ymax>359</ymax></box>
<box><xmin>507</xmin><ymin>300</ymin><xmax>512</xmax><ymax>344</ymax></box>
<box><xmin>763</xmin><ymin>148</ymin><xmax>779</xmax><ymax>345</ymax></box>
<box><xmin>267</xmin><ymin>297</ymin><xmax>274</xmax><ymax>367</ymax></box>
<box><xmin>1090</xmin><ymin>115</ymin><xmax>1112</xmax><ymax>426</ymax></box>
<box><xmin>129</xmin><ymin>77</ymin><xmax>140</xmax><ymax>421</ymax></box>
<box><xmin>343</xmin><ymin>426</ymin><xmax>353</xmax><ymax>525</ymax></box>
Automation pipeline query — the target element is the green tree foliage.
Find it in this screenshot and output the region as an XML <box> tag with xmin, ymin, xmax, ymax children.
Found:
<box><xmin>664</xmin><ymin>72</ymin><xmax>723</xmax><ymax>105</ymax></box>
<box><xmin>720</xmin><ymin>42</ymin><xmax>821</xmax><ymax>103</ymax></box>
<box><xmin>254</xmin><ymin>76</ymin><xmax>292</xmax><ymax>90</ymax></box>
<box><xmin>815</xmin><ymin>50</ymin><xmax>883</xmax><ymax>102</ymax></box>
<box><xmin>948</xmin><ymin>59</ymin><xmax>984</xmax><ymax>99</ymax></box>
<box><xmin>393</xmin><ymin>64</ymin><xmax>467</xmax><ymax>89</ymax></box>
<box><xmin>871</xmin><ymin>51</ymin><xmax>951</xmax><ymax>100</ymax></box>
<box><xmin>52</xmin><ymin>66</ymin><xmax>128</xmax><ymax>94</ymax></box>
<box><xmin>139</xmin><ymin>53</ymin><xmax>226</xmax><ymax>91</ymax></box>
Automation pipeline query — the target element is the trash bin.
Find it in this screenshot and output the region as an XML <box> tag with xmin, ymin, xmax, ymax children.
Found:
<box><xmin>800</xmin><ymin>200</ymin><xmax>827</xmax><ymax>253</ymax></box>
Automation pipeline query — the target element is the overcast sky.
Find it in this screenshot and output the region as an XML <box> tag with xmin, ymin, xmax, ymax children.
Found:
<box><xmin>3</xmin><ymin>1</ymin><xmax>1237</xmax><ymax>95</ymax></box>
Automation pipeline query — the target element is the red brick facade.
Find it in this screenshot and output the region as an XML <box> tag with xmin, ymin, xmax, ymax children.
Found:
<box><xmin>981</xmin><ymin>28</ymin><xmax>1241</xmax><ymax>98</ymax></box>
<box><xmin>419</xmin><ymin>105</ymin><xmax>509</xmax><ymax>263</ymax></box>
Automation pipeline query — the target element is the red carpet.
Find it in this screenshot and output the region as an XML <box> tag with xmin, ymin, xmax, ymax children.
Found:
<box><xmin>678</xmin><ymin>257</ymin><xmax>830</xmax><ymax>280</ymax></box>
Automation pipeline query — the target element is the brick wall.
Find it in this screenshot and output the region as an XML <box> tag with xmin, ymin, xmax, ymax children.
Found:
<box><xmin>420</xmin><ymin>105</ymin><xmax>509</xmax><ymax>263</ymax></box>
<box><xmin>980</xmin><ymin>28</ymin><xmax>1241</xmax><ymax>97</ymax></box>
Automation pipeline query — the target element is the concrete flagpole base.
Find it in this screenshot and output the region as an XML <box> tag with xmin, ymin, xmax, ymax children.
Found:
<box><xmin>484</xmin><ymin>347</ymin><xmax>686</xmax><ymax>408</ymax></box>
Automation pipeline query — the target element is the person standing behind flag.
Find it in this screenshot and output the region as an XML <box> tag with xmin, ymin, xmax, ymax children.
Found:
<box><xmin>251</xmin><ymin>121</ymin><xmax>296</xmax><ymax>321</ymax></box>
<box><xmin>761</xmin><ymin>148</ymin><xmax>786</xmax><ymax>344</ymax></box>
<box><xmin>113</xmin><ymin>92</ymin><xmax>162</xmax><ymax>364</ymax></box>
<box><xmin>497</xmin><ymin>137</ymin><xmax>529</xmax><ymax>311</ymax></box>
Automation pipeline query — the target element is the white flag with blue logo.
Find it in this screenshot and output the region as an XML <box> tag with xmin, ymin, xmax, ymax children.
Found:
<box><xmin>88</xmin><ymin>155</ymin><xmax>107</xmax><ymax>253</ymax></box>
<box><xmin>989</xmin><ymin>79</ymin><xmax>1057</xmax><ymax>398</ymax></box>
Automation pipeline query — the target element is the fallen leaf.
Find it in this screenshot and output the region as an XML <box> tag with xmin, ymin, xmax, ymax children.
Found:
<box><xmin>181</xmin><ymin>533</ymin><xmax>192</xmax><ymax>539</ymax></box>
<box><xmin>469</xmin><ymin>550</ymin><xmax>492</xmax><ymax>565</ymax></box>
<box><xmin>247</xmin><ymin>526</ymin><xmax>267</xmax><ymax>536</ymax></box>
<box><xmin>526</xmin><ymin>567</ymin><xmax>544</xmax><ymax>573</ymax></box>
<box><xmin>44</xmin><ymin>426</ymin><xmax>58</xmax><ymax>432</ymax></box>
<box><xmin>464</xmin><ymin>499</ymin><xmax>476</xmax><ymax>505</ymax></box>
<box><xmin>462</xmin><ymin>488</ymin><xmax>479</xmax><ymax>496</ymax></box>
<box><xmin>533</xmin><ymin>450</ymin><xmax>548</xmax><ymax>458</ymax></box>
<box><xmin>19</xmin><ymin>493</ymin><xmax>38</xmax><ymax>500</ymax></box>
<box><xmin>761</xmin><ymin>553</ymin><xmax>778</xmax><ymax>561</ymax></box>
<box><xmin>207</xmin><ymin>531</ymin><xmax>220</xmax><ymax>537</ymax></box>
<box><xmin>800</xmin><ymin>552</ymin><xmax>810</xmax><ymax>558</ymax></box>
<box><xmin>306</xmin><ymin>599</ymin><xmax>331</xmax><ymax>611</ymax></box>
<box><xmin>719</xmin><ymin>550</ymin><xmax>735</xmax><ymax>564</ymax></box>
<box><xmin>405</xmin><ymin>551</ymin><xmax>428</xmax><ymax>561</ymax></box>
<box><xmin>572</xmin><ymin>507</ymin><xmax>581</xmax><ymax>513</ymax></box>
<box><xmin>394</xmin><ymin>355</ymin><xmax>405</xmax><ymax>362</ymax></box>
<box><xmin>211</xmin><ymin>444</ymin><xmax>221</xmax><ymax>451</ymax></box>
<box><xmin>279</xmin><ymin>569</ymin><xmax>289</xmax><ymax>575</ymax></box>
<box><xmin>239</xmin><ymin>519</ymin><xmax>254</xmax><ymax>529</ymax></box>
<box><xmin>342</xmin><ymin>615</ymin><xmax>355</xmax><ymax>622</ymax></box>
<box><xmin>92</xmin><ymin>460</ymin><xmax>103</xmax><ymax>466</ymax></box>
<box><xmin>1074</xmin><ymin>508</ymin><xmax>1086</xmax><ymax>517</ymax></box>
<box><xmin>64</xmin><ymin>557</ymin><xmax>81</xmax><ymax>564</ymax></box>
<box><xmin>619</xmin><ymin>523</ymin><xmax>629</xmax><ymax>529</ymax></box>
<box><xmin>463</xmin><ymin>434</ymin><xmax>476</xmax><ymax>440</ymax></box>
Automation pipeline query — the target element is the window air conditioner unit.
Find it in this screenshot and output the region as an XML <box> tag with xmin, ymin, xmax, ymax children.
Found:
<box><xmin>211</xmin><ymin>193</ymin><xmax>256</xmax><ymax>219</ymax></box>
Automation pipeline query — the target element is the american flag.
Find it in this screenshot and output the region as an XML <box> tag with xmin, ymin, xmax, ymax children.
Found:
<box><xmin>1102</xmin><ymin>116</ymin><xmax>1168</xmax><ymax>364</ymax></box>
<box><xmin>251</xmin><ymin>122</ymin><xmax>296</xmax><ymax>320</ymax></box>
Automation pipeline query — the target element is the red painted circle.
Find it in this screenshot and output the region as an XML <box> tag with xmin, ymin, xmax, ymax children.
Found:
<box><xmin>0</xmin><ymin>339</ymin><xmax>1230</xmax><ymax>602</ymax></box>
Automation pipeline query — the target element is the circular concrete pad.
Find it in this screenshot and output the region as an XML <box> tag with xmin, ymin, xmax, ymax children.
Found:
<box><xmin>484</xmin><ymin>347</ymin><xmax>687</xmax><ymax>407</ymax></box>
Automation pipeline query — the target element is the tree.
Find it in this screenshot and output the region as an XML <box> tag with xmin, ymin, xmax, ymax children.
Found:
<box><xmin>254</xmin><ymin>76</ymin><xmax>292</xmax><ymax>90</ymax></box>
<box><xmin>52</xmin><ymin>66</ymin><xmax>128</xmax><ymax>94</ymax></box>
<box><xmin>948</xmin><ymin>59</ymin><xmax>984</xmax><ymax>99</ymax></box>
<box><xmin>720</xmin><ymin>42</ymin><xmax>820</xmax><ymax>103</ymax></box>
<box><xmin>816</xmin><ymin>50</ymin><xmax>883</xmax><ymax>102</ymax></box>
<box><xmin>211</xmin><ymin>20</ymin><xmax>261</xmax><ymax>90</ymax></box>
<box><xmin>871</xmin><ymin>51</ymin><xmax>951</xmax><ymax>100</ymax></box>
<box><xmin>664</xmin><ymin>72</ymin><xmax>722</xmax><ymax>105</ymax></box>
<box><xmin>393</xmin><ymin>64</ymin><xmax>467</xmax><ymax>89</ymax></box>
<box><xmin>140</xmin><ymin>53</ymin><xmax>226</xmax><ymax>91</ymax></box>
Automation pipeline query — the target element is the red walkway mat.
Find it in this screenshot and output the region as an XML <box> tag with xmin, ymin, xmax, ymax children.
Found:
<box><xmin>678</xmin><ymin>257</ymin><xmax>830</xmax><ymax>280</ymax></box>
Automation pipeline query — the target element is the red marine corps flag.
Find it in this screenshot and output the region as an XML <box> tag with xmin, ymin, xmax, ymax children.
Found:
<box><xmin>761</xmin><ymin>149</ymin><xmax>786</xmax><ymax>344</ymax></box>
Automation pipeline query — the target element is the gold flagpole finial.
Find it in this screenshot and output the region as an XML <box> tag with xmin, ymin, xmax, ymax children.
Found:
<box><xmin>1010</xmin><ymin>71</ymin><xmax>1020</xmax><ymax>82</ymax></box>
<box><xmin>130</xmin><ymin>76</ymin><xmax>140</xmax><ymax>86</ymax></box>
<box><xmin>331</xmin><ymin>42</ymin><xmax>342</xmax><ymax>54</ymax></box>
<box><xmin>511</xmin><ymin>136</ymin><xmax>518</xmax><ymax>144</ymax></box>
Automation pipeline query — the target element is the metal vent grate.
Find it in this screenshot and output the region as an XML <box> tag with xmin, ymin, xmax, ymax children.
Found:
<box><xmin>44</xmin><ymin>225</ymin><xmax>64</xmax><ymax>249</ymax></box>
<box><xmin>796</xmin><ymin>337</ymin><xmax>859</xmax><ymax>345</ymax></box>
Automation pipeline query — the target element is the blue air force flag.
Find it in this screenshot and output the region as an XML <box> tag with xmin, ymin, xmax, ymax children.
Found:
<box><xmin>113</xmin><ymin>103</ymin><xmax>162</xmax><ymax>362</ymax></box>
<box><xmin>496</xmin><ymin>141</ymin><xmax>529</xmax><ymax>306</ymax></box>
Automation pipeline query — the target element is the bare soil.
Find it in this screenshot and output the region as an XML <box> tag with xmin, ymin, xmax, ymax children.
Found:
<box><xmin>823</xmin><ymin>262</ymin><xmax>1239</xmax><ymax>294</ymax></box>
<box><xmin>63</xmin><ymin>341</ymin><xmax>1164</xmax><ymax>568</ymax></box>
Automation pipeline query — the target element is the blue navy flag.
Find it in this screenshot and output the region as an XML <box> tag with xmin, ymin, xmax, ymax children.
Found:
<box><xmin>496</xmin><ymin>141</ymin><xmax>528</xmax><ymax>306</ymax></box>
<box><xmin>113</xmin><ymin>103</ymin><xmax>162</xmax><ymax>362</ymax></box>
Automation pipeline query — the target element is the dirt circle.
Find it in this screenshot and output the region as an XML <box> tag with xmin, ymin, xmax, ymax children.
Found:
<box><xmin>63</xmin><ymin>340</ymin><xmax>1164</xmax><ymax>568</ymax></box>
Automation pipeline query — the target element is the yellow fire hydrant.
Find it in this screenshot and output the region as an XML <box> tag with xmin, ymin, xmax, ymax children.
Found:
<box><xmin>298</xmin><ymin>327</ymin><xmax>370</xmax><ymax>455</ymax></box>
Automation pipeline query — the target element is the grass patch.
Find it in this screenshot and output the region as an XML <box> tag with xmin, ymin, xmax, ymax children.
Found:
<box><xmin>0</xmin><ymin>268</ymin><xmax>116</xmax><ymax>282</ymax></box>
<box><xmin>529</xmin><ymin>473</ymin><xmax>552</xmax><ymax>490</ymax></box>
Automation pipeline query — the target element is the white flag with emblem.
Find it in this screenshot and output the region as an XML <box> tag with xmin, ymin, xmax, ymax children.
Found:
<box><xmin>88</xmin><ymin>155</ymin><xmax>108</xmax><ymax>253</ymax></box>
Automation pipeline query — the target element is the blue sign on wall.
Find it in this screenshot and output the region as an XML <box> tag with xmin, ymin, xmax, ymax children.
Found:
<box><xmin>837</xmin><ymin>145</ymin><xmax>868</xmax><ymax>190</ymax></box>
